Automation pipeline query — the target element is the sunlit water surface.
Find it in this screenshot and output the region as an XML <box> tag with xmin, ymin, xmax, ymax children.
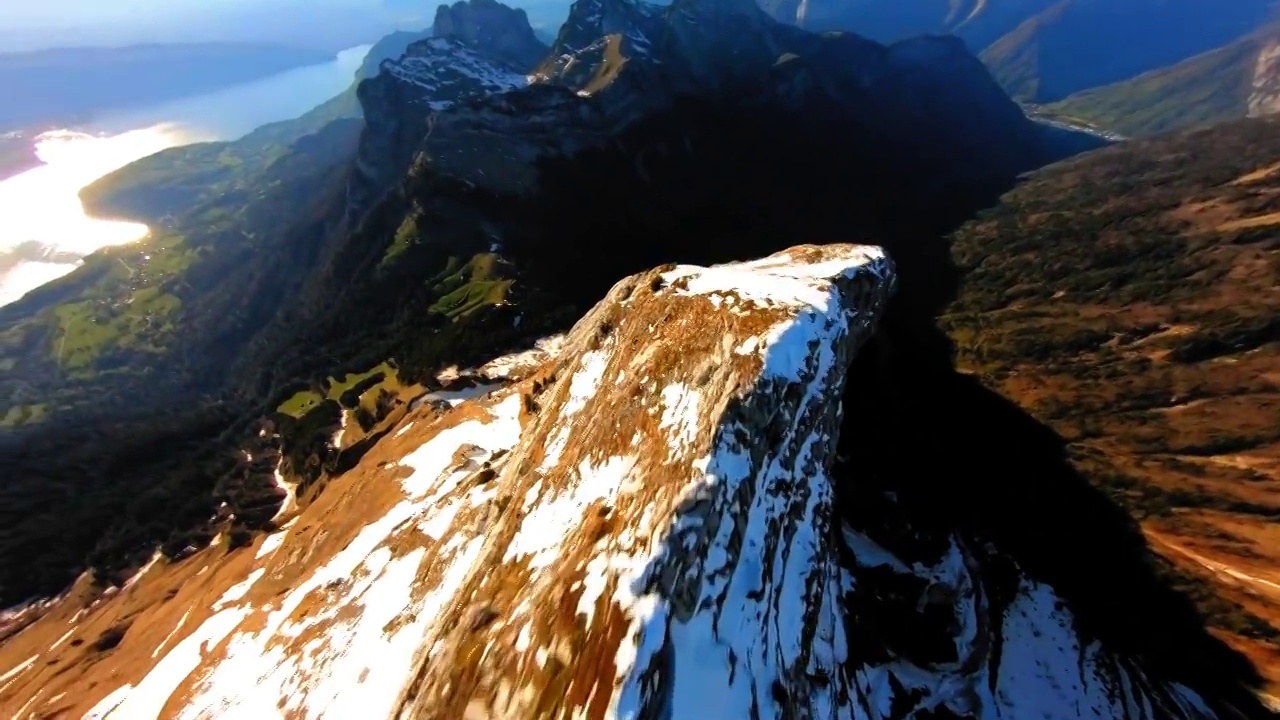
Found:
<box><xmin>0</xmin><ymin>44</ymin><xmax>371</xmax><ymax>307</ymax></box>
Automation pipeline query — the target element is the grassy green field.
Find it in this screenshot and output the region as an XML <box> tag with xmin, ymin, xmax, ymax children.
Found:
<box><xmin>276</xmin><ymin>360</ymin><xmax>415</xmax><ymax>418</ymax></box>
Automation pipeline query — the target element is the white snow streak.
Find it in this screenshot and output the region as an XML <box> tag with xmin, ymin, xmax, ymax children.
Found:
<box><xmin>167</xmin><ymin>393</ymin><xmax>524</xmax><ymax>718</ymax></box>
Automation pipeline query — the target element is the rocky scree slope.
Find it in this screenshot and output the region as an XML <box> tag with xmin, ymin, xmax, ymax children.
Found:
<box><xmin>0</xmin><ymin>245</ymin><xmax>1251</xmax><ymax>719</ymax></box>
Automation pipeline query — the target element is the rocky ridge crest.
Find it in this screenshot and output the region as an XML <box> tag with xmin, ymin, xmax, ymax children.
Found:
<box><xmin>0</xmin><ymin>245</ymin><xmax>1249</xmax><ymax>719</ymax></box>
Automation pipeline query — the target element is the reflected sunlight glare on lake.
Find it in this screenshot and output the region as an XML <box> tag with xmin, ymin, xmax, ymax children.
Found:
<box><xmin>0</xmin><ymin>44</ymin><xmax>371</xmax><ymax>307</ymax></box>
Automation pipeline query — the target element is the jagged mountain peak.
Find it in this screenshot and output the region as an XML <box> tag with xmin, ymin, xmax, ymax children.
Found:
<box><xmin>433</xmin><ymin>0</ymin><xmax>548</xmax><ymax>70</ymax></box>
<box><xmin>552</xmin><ymin>0</ymin><xmax>664</xmax><ymax>38</ymax></box>
<box><xmin>533</xmin><ymin>0</ymin><xmax>665</xmax><ymax>92</ymax></box>
<box><xmin>348</xmin><ymin>0</ymin><xmax>551</xmax><ymax>225</ymax></box>
<box><xmin>535</xmin><ymin>0</ymin><xmax>796</xmax><ymax>95</ymax></box>
<box><xmin>535</xmin><ymin>0</ymin><xmax>1024</xmax><ymax>108</ymax></box>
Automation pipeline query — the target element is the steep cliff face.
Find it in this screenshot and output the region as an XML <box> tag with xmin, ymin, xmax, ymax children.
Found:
<box><xmin>350</xmin><ymin>1</ymin><xmax>548</xmax><ymax>222</ymax></box>
<box><xmin>351</xmin><ymin>37</ymin><xmax>528</xmax><ymax>212</ymax></box>
<box><xmin>1248</xmin><ymin>36</ymin><xmax>1280</xmax><ymax>118</ymax></box>
<box><xmin>0</xmin><ymin>245</ymin><xmax>1251</xmax><ymax>719</ymax></box>
<box><xmin>433</xmin><ymin>0</ymin><xmax>548</xmax><ymax>69</ymax></box>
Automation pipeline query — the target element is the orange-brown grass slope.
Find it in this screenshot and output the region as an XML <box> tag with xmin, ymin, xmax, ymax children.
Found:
<box><xmin>0</xmin><ymin>393</ymin><xmax>510</xmax><ymax>718</ymax></box>
<box><xmin>942</xmin><ymin>116</ymin><xmax>1280</xmax><ymax>695</ymax></box>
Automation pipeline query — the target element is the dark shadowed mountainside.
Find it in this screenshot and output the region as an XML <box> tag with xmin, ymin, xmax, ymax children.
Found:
<box><xmin>757</xmin><ymin>0</ymin><xmax>1280</xmax><ymax>139</ymax></box>
<box><xmin>757</xmin><ymin>0</ymin><xmax>1053</xmax><ymax>50</ymax></box>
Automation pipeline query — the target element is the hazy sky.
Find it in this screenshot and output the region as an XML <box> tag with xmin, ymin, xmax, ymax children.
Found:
<box><xmin>3</xmin><ymin>0</ymin><xmax>373</xmax><ymax>27</ymax></box>
<box><xmin>0</xmin><ymin>0</ymin><xmax>427</xmax><ymax>52</ymax></box>
<box><xmin>0</xmin><ymin>0</ymin><xmax>568</xmax><ymax>52</ymax></box>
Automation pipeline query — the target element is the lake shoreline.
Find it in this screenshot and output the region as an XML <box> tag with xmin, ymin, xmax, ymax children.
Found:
<box><xmin>0</xmin><ymin>133</ymin><xmax>41</xmax><ymax>183</ymax></box>
<box><xmin>0</xmin><ymin>44</ymin><xmax>371</xmax><ymax>308</ymax></box>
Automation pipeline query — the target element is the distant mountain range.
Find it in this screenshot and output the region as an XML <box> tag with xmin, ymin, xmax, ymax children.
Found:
<box><xmin>761</xmin><ymin>0</ymin><xmax>1280</xmax><ymax>137</ymax></box>
<box><xmin>1047</xmin><ymin>21</ymin><xmax>1280</xmax><ymax>137</ymax></box>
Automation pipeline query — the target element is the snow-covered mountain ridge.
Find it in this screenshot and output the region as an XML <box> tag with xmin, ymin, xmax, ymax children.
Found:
<box><xmin>0</xmin><ymin>244</ymin><xmax>1245</xmax><ymax>718</ymax></box>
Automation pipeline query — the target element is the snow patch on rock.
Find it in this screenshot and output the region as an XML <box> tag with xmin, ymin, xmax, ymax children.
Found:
<box><xmin>390</xmin><ymin>243</ymin><xmax>895</xmax><ymax>718</ymax></box>
<box><xmin>385</xmin><ymin>37</ymin><xmax>528</xmax><ymax>109</ymax></box>
<box><xmin>168</xmin><ymin>395</ymin><xmax>525</xmax><ymax>717</ymax></box>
